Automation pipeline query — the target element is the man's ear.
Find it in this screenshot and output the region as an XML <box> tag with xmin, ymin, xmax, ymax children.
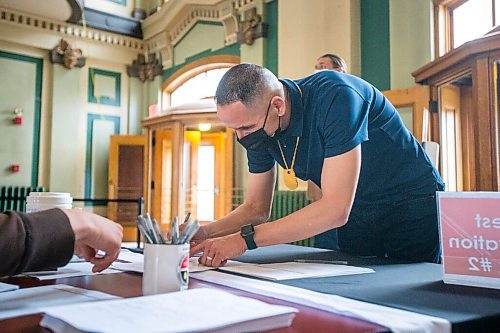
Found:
<box><xmin>271</xmin><ymin>96</ymin><xmax>286</xmax><ymax>116</ymax></box>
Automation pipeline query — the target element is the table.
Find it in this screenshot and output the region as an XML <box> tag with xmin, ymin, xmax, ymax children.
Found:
<box><xmin>236</xmin><ymin>245</ymin><xmax>500</xmax><ymax>333</ymax></box>
<box><xmin>0</xmin><ymin>266</ymin><xmax>387</xmax><ymax>332</ymax></box>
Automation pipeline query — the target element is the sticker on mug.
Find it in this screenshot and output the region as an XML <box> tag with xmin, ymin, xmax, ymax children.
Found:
<box><xmin>178</xmin><ymin>255</ymin><xmax>189</xmax><ymax>286</ymax></box>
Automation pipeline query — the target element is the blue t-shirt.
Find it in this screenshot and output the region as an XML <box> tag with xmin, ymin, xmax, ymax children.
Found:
<box><xmin>246</xmin><ymin>71</ymin><xmax>444</xmax><ymax>204</ymax></box>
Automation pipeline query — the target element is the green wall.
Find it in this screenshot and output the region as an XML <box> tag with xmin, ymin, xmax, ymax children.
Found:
<box><xmin>360</xmin><ymin>0</ymin><xmax>391</xmax><ymax>90</ymax></box>
<box><xmin>173</xmin><ymin>22</ymin><xmax>226</xmax><ymax>66</ymax></box>
<box><xmin>389</xmin><ymin>0</ymin><xmax>433</xmax><ymax>89</ymax></box>
<box><xmin>264</xmin><ymin>0</ymin><xmax>278</xmax><ymax>75</ymax></box>
<box><xmin>0</xmin><ymin>51</ymin><xmax>42</xmax><ymax>187</ymax></box>
<box><xmin>49</xmin><ymin>65</ymin><xmax>82</xmax><ymax>194</ymax></box>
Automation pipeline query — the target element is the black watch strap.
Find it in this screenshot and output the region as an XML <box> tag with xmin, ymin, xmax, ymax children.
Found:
<box><xmin>240</xmin><ymin>224</ymin><xmax>257</xmax><ymax>250</ymax></box>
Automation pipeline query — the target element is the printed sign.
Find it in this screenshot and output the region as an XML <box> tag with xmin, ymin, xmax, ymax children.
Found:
<box><xmin>438</xmin><ymin>192</ymin><xmax>500</xmax><ymax>289</ymax></box>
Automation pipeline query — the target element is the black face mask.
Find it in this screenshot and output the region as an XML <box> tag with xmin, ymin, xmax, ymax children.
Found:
<box><xmin>237</xmin><ymin>99</ymin><xmax>280</xmax><ymax>151</ymax></box>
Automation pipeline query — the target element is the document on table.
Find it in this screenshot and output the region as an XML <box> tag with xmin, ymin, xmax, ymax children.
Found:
<box><xmin>23</xmin><ymin>262</ymin><xmax>122</xmax><ymax>280</ymax></box>
<box><xmin>112</xmin><ymin>257</ymin><xmax>252</xmax><ymax>273</ymax></box>
<box><xmin>40</xmin><ymin>288</ymin><xmax>297</xmax><ymax>333</ymax></box>
<box><xmin>0</xmin><ymin>284</ymin><xmax>118</xmax><ymax>321</ymax></box>
<box><xmin>0</xmin><ymin>281</ymin><xmax>19</xmax><ymax>293</ymax></box>
<box><xmin>193</xmin><ymin>271</ymin><xmax>451</xmax><ymax>333</ymax></box>
<box><xmin>218</xmin><ymin>262</ymin><xmax>375</xmax><ymax>281</ymax></box>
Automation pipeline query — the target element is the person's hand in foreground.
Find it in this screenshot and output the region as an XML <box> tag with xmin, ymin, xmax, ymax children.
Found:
<box><xmin>62</xmin><ymin>209</ymin><xmax>123</xmax><ymax>272</ymax></box>
<box><xmin>190</xmin><ymin>233</ymin><xmax>246</xmax><ymax>267</ymax></box>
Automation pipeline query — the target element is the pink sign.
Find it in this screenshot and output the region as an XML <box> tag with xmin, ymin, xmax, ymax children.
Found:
<box><xmin>438</xmin><ymin>192</ymin><xmax>500</xmax><ymax>289</ymax></box>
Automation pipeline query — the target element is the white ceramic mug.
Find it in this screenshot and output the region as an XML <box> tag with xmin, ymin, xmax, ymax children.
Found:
<box><xmin>26</xmin><ymin>192</ymin><xmax>73</xmax><ymax>213</ymax></box>
<box><xmin>143</xmin><ymin>243</ymin><xmax>190</xmax><ymax>295</ymax></box>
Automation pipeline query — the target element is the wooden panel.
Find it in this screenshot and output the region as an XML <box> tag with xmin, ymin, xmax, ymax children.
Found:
<box><xmin>472</xmin><ymin>55</ymin><xmax>495</xmax><ymax>190</ymax></box>
<box><xmin>108</xmin><ymin>135</ymin><xmax>146</xmax><ymax>241</ymax></box>
<box><xmin>382</xmin><ymin>85</ymin><xmax>429</xmax><ymax>142</ymax></box>
<box><xmin>460</xmin><ymin>86</ymin><xmax>475</xmax><ymax>190</ymax></box>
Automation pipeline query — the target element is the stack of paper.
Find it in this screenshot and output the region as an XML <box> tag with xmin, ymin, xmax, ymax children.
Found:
<box><xmin>0</xmin><ymin>282</ymin><xmax>18</xmax><ymax>293</ymax></box>
<box><xmin>0</xmin><ymin>285</ymin><xmax>118</xmax><ymax>321</ymax></box>
<box><xmin>41</xmin><ymin>288</ymin><xmax>297</xmax><ymax>333</ymax></box>
<box><xmin>218</xmin><ymin>262</ymin><xmax>374</xmax><ymax>281</ymax></box>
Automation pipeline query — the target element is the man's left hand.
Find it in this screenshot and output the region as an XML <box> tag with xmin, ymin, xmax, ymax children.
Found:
<box><xmin>190</xmin><ymin>233</ymin><xmax>247</xmax><ymax>267</ymax></box>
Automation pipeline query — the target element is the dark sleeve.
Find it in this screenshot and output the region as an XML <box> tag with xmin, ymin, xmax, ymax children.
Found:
<box><xmin>322</xmin><ymin>86</ymin><xmax>370</xmax><ymax>158</ymax></box>
<box><xmin>247</xmin><ymin>147</ymin><xmax>275</xmax><ymax>174</ymax></box>
<box><xmin>0</xmin><ymin>208</ymin><xmax>75</xmax><ymax>276</ymax></box>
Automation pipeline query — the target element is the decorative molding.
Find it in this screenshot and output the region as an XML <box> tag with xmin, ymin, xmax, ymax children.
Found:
<box><xmin>236</xmin><ymin>7</ymin><xmax>267</xmax><ymax>45</ymax></box>
<box><xmin>66</xmin><ymin>0</ymin><xmax>84</xmax><ymax>24</ymax></box>
<box><xmin>50</xmin><ymin>38</ymin><xmax>86</xmax><ymax>69</ymax></box>
<box><xmin>143</xmin><ymin>0</ymin><xmax>263</xmax><ymax>70</ymax></box>
<box><xmin>0</xmin><ymin>6</ymin><xmax>143</xmax><ymax>52</ymax></box>
<box><xmin>127</xmin><ymin>53</ymin><xmax>163</xmax><ymax>82</ymax></box>
<box><xmin>106</xmin><ymin>0</ymin><xmax>127</xmax><ymax>6</ymax></box>
<box><xmin>0</xmin><ymin>50</ymin><xmax>43</xmax><ymax>187</ymax></box>
<box><xmin>81</xmin><ymin>7</ymin><xmax>142</xmax><ymax>38</ymax></box>
<box><xmin>85</xmin><ymin>114</ymin><xmax>120</xmax><ymax>201</ymax></box>
<box><xmin>88</xmin><ymin>68</ymin><xmax>121</xmax><ymax>106</ymax></box>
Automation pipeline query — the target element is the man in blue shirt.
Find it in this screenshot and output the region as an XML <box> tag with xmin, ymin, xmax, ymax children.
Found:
<box><xmin>190</xmin><ymin>64</ymin><xmax>444</xmax><ymax>266</ymax></box>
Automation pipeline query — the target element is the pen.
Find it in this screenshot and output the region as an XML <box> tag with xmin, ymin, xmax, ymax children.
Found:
<box><xmin>152</xmin><ymin>218</ymin><xmax>165</xmax><ymax>244</ymax></box>
<box><xmin>145</xmin><ymin>213</ymin><xmax>159</xmax><ymax>244</ymax></box>
<box><xmin>294</xmin><ymin>259</ymin><xmax>349</xmax><ymax>265</ymax></box>
<box><xmin>183</xmin><ymin>212</ymin><xmax>191</xmax><ymax>224</ymax></box>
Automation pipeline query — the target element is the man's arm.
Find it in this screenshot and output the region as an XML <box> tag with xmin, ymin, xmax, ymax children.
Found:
<box><xmin>0</xmin><ymin>209</ymin><xmax>75</xmax><ymax>276</ymax></box>
<box><xmin>191</xmin><ymin>145</ymin><xmax>361</xmax><ymax>266</ymax></box>
<box><xmin>202</xmin><ymin>167</ymin><xmax>276</xmax><ymax>238</ymax></box>
<box><xmin>0</xmin><ymin>209</ymin><xmax>123</xmax><ymax>276</ymax></box>
<box><xmin>254</xmin><ymin>145</ymin><xmax>360</xmax><ymax>246</ymax></box>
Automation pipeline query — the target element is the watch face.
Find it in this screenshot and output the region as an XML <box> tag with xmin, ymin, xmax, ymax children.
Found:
<box><xmin>241</xmin><ymin>224</ymin><xmax>254</xmax><ymax>235</ymax></box>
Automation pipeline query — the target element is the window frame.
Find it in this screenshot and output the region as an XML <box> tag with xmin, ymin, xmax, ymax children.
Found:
<box><xmin>161</xmin><ymin>55</ymin><xmax>239</xmax><ymax>110</ymax></box>
<box><xmin>434</xmin><ymin>0</ymin><xmax>499</xmax><ymax>57</ymax></box>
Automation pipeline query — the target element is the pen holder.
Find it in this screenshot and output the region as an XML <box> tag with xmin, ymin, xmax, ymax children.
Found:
<box><xmin>143</xmin><ymin>243</ymin><xmax>190</xmax><ymax>295</ymax></box>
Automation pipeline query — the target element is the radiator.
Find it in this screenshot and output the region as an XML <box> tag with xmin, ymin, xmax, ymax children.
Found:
<box><xmin>0</xmin><ymin>186</ymin><xmax>45</xmax><ymax>212</ymax></box>
<box><xmin>270</xmin><ymin>191</ymin><xmax>314</xmax><ymax>247</ymax></box>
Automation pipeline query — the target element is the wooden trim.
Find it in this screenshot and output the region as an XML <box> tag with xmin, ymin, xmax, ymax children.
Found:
<box><xmin>472</xmin><ymin>55</ymin><xmax>495</xmax><ymax>189</ymax></box>
<box><xmin>224</xmin><ymin>128</ymin><xmax>234</xmax><ymax>216</ymax></box>
<box><xmin>488</xmin><ymin>51</ymin><xmax>500</xmax><ymax>190</ymax></box>
<box><xmin>162</xmin><ymin>55</ymin><xmax>239</xmax><ymax>92</ymax></box>
<box><xmin>142</xmin><ymin>112</ymin><xmax>223</xmax><ymax>130</ymax></box>
<box><xmin>413</xmin><ymin>32</ymin><xmax>500</xmax><ymax>84</ymax></box>
<box><xmin>171</xmin><ymin>122</ymin><xmax>184</xmax><ymax>221</ymax></box>
<box><xmin>382</xmin><ymin>86</ymin><xmax>430</xmax><ymax>142</ymax></box>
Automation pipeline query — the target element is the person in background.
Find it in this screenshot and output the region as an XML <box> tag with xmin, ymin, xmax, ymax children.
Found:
<box><xmin>189</xmin><ymin>63</ymin><xmax>443</xmax><ymax>267</ymax></box>
<box><xmin>0</xmin><ymin>209</ymin><xmax>123</xmax><ymax>276</ymax></box>
<box><xmin>311</xmin><ymin>53</ymin><xmax>349</xmax><ymax>249</ymax></box>
<box><xmin>315</xmin><ymin>53</ymin><xmax>348</xmax><ymax>73</ymax></box>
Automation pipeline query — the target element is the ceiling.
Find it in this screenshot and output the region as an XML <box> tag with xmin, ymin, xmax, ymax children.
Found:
<box><xmin>0</xmin><ymin>0</ymin><xmax>74</xmax><ymax>22</ymax></box>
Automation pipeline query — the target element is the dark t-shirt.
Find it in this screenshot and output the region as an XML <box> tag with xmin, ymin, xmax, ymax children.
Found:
<box><xmin>246</xmin><ymin>71</ymin><xmax>444</xmax><ymax>204</ymax></box>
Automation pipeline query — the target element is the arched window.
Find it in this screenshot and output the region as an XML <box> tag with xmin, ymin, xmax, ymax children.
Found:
<box><xmin>170</xmin><ymin>68</ymin><xmax>229</xmax><ymax>108</ymax></box>
<box><xmin>162</xmin><ymin>55</ymin><xmax>239</xmax><ymax>111</ymax></box>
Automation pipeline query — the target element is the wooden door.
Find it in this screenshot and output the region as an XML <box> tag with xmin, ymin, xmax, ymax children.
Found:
<box><xmin>108</xmin><ymin>135</ymin><xmax>147</xmax><ymax>241</ymax></box>
<box><xmin>152</xmin><ymin>130</ymin><xmax>173</xmax><ymax>229</ymax></box>
<box><xmin>440</xmin><ymin>84</ymin><xmax>463</xmax><ymax>191</ymax></box>
<box><xmin>383</xmin><ymin>85</ymin><xmax>430</xmax><ymax>142</ymax></box>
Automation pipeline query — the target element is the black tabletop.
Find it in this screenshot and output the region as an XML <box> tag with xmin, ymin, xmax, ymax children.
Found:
<box><xmin>236</xmin><ymin>245</ymin><xmax>500</xmax><ymax>333</ymax></box>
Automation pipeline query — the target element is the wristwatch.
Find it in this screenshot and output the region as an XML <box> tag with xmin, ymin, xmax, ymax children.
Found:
<box><xmin>240</xmin><ymin>224</ymin><xmax>257</xmax><ymax>250</ymax></box>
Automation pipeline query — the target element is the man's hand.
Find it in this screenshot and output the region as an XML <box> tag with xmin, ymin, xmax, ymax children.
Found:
<box><xmin>184</xmin><ymin>224</ymin><xmax>209</xmax><ymax>247</ymax></box>
<box><xmin>62</xmin><ymin>209</ymin><xmax>123</xmax><ymax>272</ymax></box>
<box><xmin>190</xmin><ymin>233</ymin><xmax>247</xmax><ymax>267</ymax></box>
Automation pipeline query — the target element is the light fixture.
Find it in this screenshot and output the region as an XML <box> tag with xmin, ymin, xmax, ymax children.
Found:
<box><xmin>198</xmin><ymin>123</ymin><xmax>212</xmax><ymax>132</ymax></box>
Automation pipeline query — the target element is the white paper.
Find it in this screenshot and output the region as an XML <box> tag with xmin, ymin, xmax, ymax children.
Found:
<box><xmin>192</xmin><ymin>270</ymin><xmax>451</xmax><ymax>333</ymax></box>
<box><xmin>0</xmin><ymin>284</ymin><xmax>118</xmax><ymax>320</ymax></box>
<box><xmin>24</xmin><ymin>262</ymin><xmax>122</xmax><ymax>280</ymax></box>
<box><xmin>41</xmin><ymin>288</ymin><xmax>297</xmax><ymax>333</ymax></box>
<box><xmin>0</xmin><ymin>282</ymin><xmax>19</xmax><ymax>293</ymax></box>
<box><xmin>112</xmin><ymin>257</ymin><xmax>252</xmax><ymax>273</ymax></box>
<box><xmin>219</xmin><ymin>261</ymin><xmax>374</xmax><ymax>280</ymax></box>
